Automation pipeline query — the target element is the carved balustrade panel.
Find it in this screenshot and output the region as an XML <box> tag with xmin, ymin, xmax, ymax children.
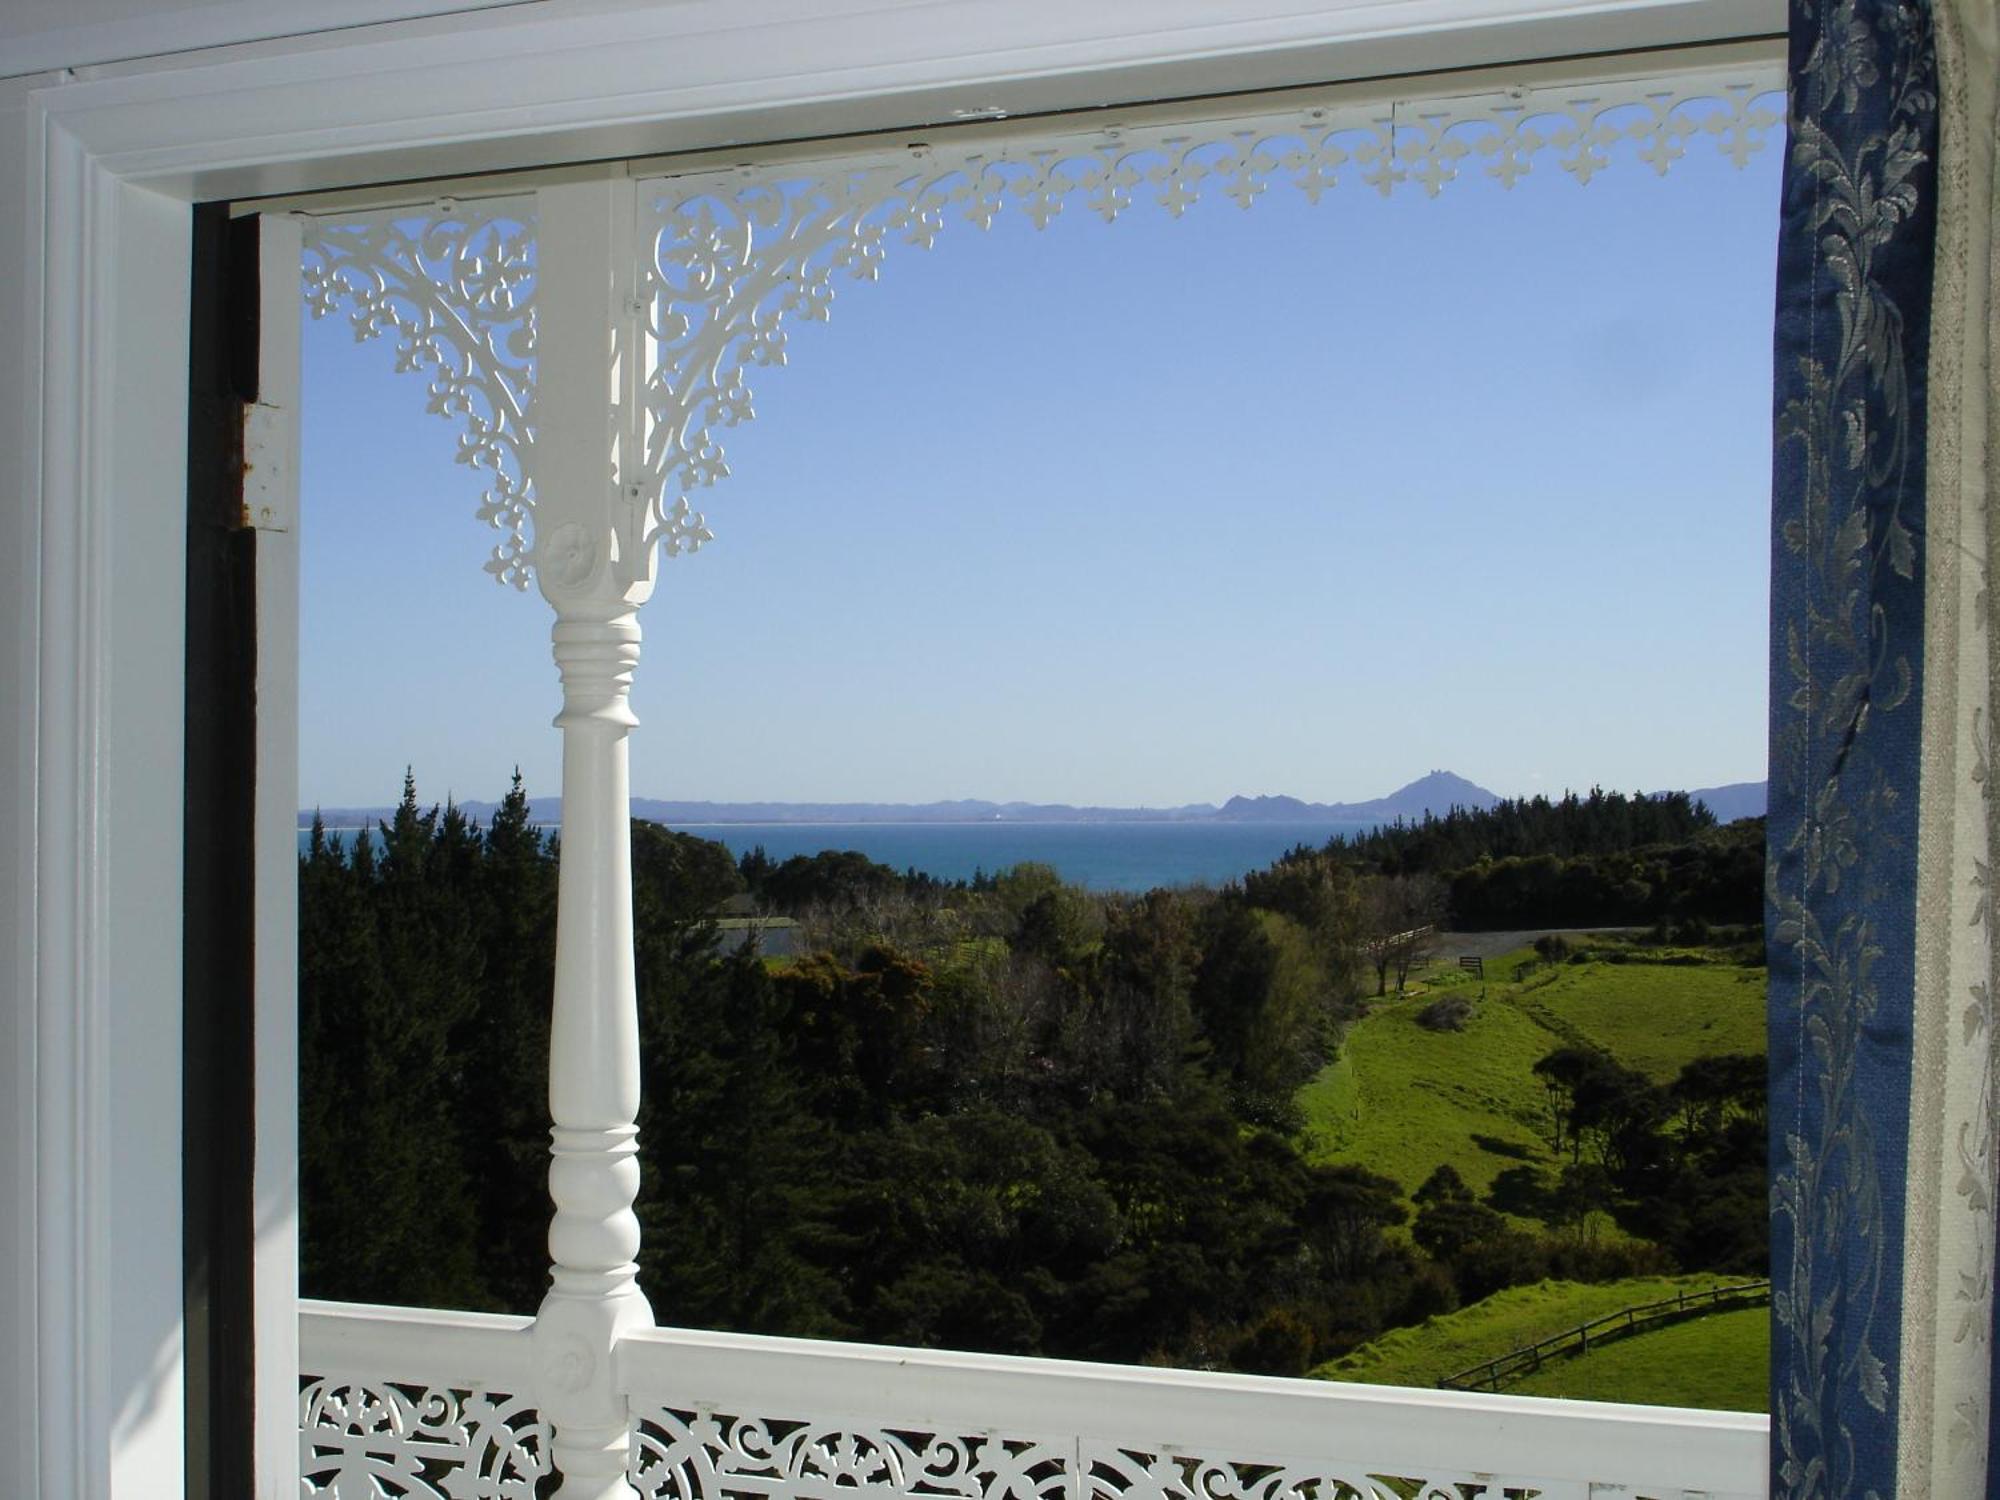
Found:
<box><xmin>299</xmin><ymin>1375</ymin><xmax>552</xmax><ymax>1498</ymax></box>
<box><xmin>289</xmin><ymin>1385</ymin><xmax>1756</xmax><ymax>1500</ymax></box>
<box><xmin>1083</xmin><ymin>1445</ymin><xmax>1554</xmax><ymax>1500</ymax></box>
<box><xmin>625</xmin><ymin>1403</ymin><xmax>1677</xmax><ymax>1500</ymax></box>
<box><xmin>290</xmin><ymin>1382</ymin><xmax>1755</xmax><ymax>1500</ymax></box>
<box><xmin>299</xmin><ymin>1299</ymin><xmax>1766</xmax><ymax>1499</ymax></box>
<box><xmin>628</xmin><ymin>1410</ymin><xmax>1070</xmax><ymax>1500</ymax></box>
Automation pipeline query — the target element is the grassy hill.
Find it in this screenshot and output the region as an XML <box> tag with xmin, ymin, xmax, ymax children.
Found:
<box><xmin>1314</xmin><ymin>1275</ymin><xmax>1728</xmax><ymax>1390</ymax></box>
<box><xmin>1299</xmin><ymin>939</ymin><xmax>1769</xmax><ymax>1411</ymax></box>
<box><xmin>1299</xmin><ymin>944</ymin><xmax>1765</xmax><ymax>1204</ymax></box>
<box><xmin>1517</xmin><ymin>956</ymin><xmax>1766</xmax><ymax>1080</ymax></box>
<box><xmin>1507</xmin><ymin>1304</ymin><xmax>1767</xmax><ymax>1410</ymax></box>
<box><xmin>1317</xmin><ymin>1276</ymin><xmax>1768</xmax><ymax>1412</ymax></box>
<box><xmin>1297</xmin><ymin>952</ymin><xmax>1551</xmax><ymax>1203</ymax></box>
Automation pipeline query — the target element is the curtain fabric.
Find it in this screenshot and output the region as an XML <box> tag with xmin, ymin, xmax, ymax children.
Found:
<box><xmin>1769</xmin><ymin>0</ymin><xmax>1999</xmax><ymax>1494</ymax></box>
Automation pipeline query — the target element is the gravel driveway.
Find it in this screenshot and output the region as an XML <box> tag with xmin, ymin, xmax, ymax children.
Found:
<box><xmin>1426</xmin><ymin>926</ymin><xmax>1636</xmax><ymax>961</ymax></box>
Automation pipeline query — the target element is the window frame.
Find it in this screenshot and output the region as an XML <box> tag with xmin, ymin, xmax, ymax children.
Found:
<box><xmin>8</xmin><ymin>2</ymin><xmax>1787</xmax><ymax>1494</ymax></box>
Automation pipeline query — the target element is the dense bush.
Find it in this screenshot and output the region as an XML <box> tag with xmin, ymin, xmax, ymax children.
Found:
<box><xmin>300</xmin><ymin>774</ymin><xmax>1767</xmax><ymax>1375</ymax></box>
<box><xmin>1283</xmin><ymin>792</ymin><xmax>1764</xmax><ymax>933</ymax></box>
<box><xmin>301</xmin><ymin>777</ymin><xmax>1430</xmax><ymax>1372</ymax></box>
<box><xmin>1323</xmin><ymin>788</ymin><xmax>1720</xmax><ymax>872</ymax></box>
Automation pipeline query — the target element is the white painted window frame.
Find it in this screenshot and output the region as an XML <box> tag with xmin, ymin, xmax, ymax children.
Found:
<box><xmin>5</xmin><ymin>2</ymin><xmax>1786</xmax><ymax>1497</ymax></box>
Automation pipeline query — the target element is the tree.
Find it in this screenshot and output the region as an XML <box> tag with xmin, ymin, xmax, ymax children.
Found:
<box><xmin>1549</xmin><ymin>1162</ymin><xmax>1613</xmax><ymax>1240</ymax></box>
<box><xmin>1013</xmin><ymin>885</ymin><xmax>1096</xmax><ymax>968</ymax></box>
<box><xmin>636</xmin><ymin>946</ymin><xmax>848</xmax><ymax>1337</ymax></box>
<box><xmin>1192</xmin><ymin>902</ymin><xmax>1334</xmax><ymax>1126</ymax></box>
<box><xmin>1570</xmin><ymin>1059</ymin><xmax>1669</xmax><ymax>1180</ymax></box>
<box><xmin>1297</xmin><ymin>1163</ymin><xmax>1408</xmax><ymax>1280</ymax></box>
<box><xmin>760</xmin><ymin>847</ymin><xmax>899</xmax><ymax>915</ymax></box>
<box><xmin>775</xmin><ymin>945</ymin><xmax>940</xmax><ymax>1127</ymax></box>
<box><xmin>632</xmin><ymin>818</ymin><xmax>745</xmax><ymax>925</ymax></box>
<box><xmin>1531</xmin><ymin>1046</ymin><xmax>1602</xmax><ymax>1159</ymax></box>
<box><xmin>457</xmin><ymin>770</ymin><xmax>557</xmax><ymax>1311</ymax></box>
<box><xmin>1413</xmin><ymin>1163</ymin><xmax>1472</xmax><ymax>1207</ymax></box>
<box><xmin>1412</xmin><ymin>1197</ymin><xmax>1506</xmax><ymax>1261</ymax></box>
<box><xmin>1670</xmin><ymin>1052</ymin><xmax>1767</xmax><ymax>1143</ymax></box>
<box><xmin>1242</xmin><ymin>851</ymin><xmax>1363</xmax><ymax>977</ymax></box>
<box><xmin>1361</xmin><ymin>873</ymin><xmax>1445</xmax><ymax>995</ymax></box>
<box><xmin>1074</xmin><ymin>889</ymin><xmax>1201</xmax><ymax>1104</ymax></box>
<box><xmin>736</xmin><ymin>843</ymin><xmax>776</xmax><ymax>895</ymax></box>
<box><xmin>299</xmin><ymin>772</ymin><xmax>489</xmax><ymax>1309</ymax></box>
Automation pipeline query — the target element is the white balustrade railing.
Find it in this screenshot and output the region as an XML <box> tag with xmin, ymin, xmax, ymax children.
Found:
<box><xmin>300</xmin><ymin>1301</ymin><xmax>549</xmax><ymax>1494</ymax></box>
<box><xmin>302</xmin><ymin>1299</ymin><xmax>1769</xmax><ymax>1500</ymax></box>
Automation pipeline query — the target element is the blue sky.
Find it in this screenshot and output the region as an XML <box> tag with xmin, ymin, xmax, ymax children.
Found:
<box><xmin>299</xmin><ymin>126</ymin><xmax>1780</xmax><ymax>811</ymax></box>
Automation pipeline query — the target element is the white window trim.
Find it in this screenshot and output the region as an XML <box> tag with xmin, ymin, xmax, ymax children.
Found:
<box><xmin>4</xmin><ymin>2</ymin><xmax>1785</xmax><ymax>1496</ymax></box>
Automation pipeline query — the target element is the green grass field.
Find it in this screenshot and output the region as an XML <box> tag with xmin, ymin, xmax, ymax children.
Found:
<box><xmin>1298</xmin><ymin>969</ymin><xmax>1553</xmax><ymax>1202</ymax></box>
<box><xmin>1299</xmin><ymin>949</ymin><xmax>1766</xmax><ymax>1204</ymax></box>
<box><xmin>1299</xmin><ymin>945</ymin><xmax>1770</xmax><ymax>1410</ymax></box>
<box><xmin>1506</xmin><ymin>1304</ymin><xmax>1768</xmax><ymax>1410</ymax></box>
<box><xmin>1314</xmin><ymin>1275</ymin><xmax>1731</xmax><ymax>1390</ymax></box>
<box><xmin>1520</xmin><ymin>958</ymin><xmax>1767</xmax><ymax>1081</ymax></box>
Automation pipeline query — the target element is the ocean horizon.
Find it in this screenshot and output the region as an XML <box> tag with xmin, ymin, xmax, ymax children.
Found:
<box><xmin>298</xmin><ymin>817</ymin><xmax>1382</xmax><ymax>892</ymax></box>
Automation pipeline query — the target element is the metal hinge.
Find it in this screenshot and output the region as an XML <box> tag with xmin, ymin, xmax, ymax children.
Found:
<box><xmin>241</xmin><ymin>400</ymin><xmax>292</xmax><ymax>532</ymax></box>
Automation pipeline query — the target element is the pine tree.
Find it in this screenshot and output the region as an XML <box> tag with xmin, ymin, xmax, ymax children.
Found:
<box><xmin>462</xmin><ymin>770</ymin><xmax>558</xmax><ymax>1311</ymax></box>
<box><xmin>299</xmin><ymin>771</ymin><xmax>489</xmax><ymax>1308</ymax></box>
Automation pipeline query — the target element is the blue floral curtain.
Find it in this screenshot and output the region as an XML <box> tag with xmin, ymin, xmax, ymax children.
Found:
<box><xmin>1769</xmin><ymin>0</ymin><xmax>2000</xmax><ymax>1493</ymax></box>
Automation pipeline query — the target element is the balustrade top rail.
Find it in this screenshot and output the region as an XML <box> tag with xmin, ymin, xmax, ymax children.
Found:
<box><xmin>302</xmin><ymin>1298</ymin><xmax>1769</xmax><ymax>1500</ymax></box>
<box><xmin>302</xmin><ymin>1298</ymin><xmax>536</xmax><ymax>1386</ymax></box>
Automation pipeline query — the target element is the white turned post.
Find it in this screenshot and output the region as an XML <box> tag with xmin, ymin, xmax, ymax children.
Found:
<box><xmin>534</xmin><ymin>596</ymin><xmax>654</xmax><ymax>1498</ymax></box>
<box><xmin>529</xmin><ymin>177</ymin><xmax>658</xmax><ymax>1498</ymax></box>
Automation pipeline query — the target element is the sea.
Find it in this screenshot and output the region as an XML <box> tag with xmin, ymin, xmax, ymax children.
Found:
<box><xmin>298</xmin><ymin>818</ymin><xmax>1381</xmax><ymax>892</ymax></box>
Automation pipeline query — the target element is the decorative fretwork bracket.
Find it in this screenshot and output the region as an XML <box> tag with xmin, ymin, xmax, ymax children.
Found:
<box><xmin>302</xmin><ymin>64</ymin><xmax>1782</xmax><ymax>597</ymax></box>
<box><xmin>634</xmin><ymin>72</ymin><xmax>1781</xmax><ymax>551</ymax></box>
<box><xmin>302</xmin><ymin>201</ymin><xmax>539</xmax><ymax>587</ymax></box>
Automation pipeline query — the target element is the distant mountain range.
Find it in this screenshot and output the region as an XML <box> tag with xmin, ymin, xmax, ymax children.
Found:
<box><xmin>1681</xmin><ymin>780</ymin><xmax>1767</xmax><ymax>823</ymax></box>
<box><xmin>303</xmin><ymin>770</ymin><xmax>1766</xmax><ymax>828</ymax></box>
<box><xmin>629</xmin><ymin>797</ymin><xmax>1221</xmax><ymax>825</ymax></box>
<box><xmin>1214</xmin><ymin>770</ymin><xmax>1499</xmax><ymax>823</ymax></box>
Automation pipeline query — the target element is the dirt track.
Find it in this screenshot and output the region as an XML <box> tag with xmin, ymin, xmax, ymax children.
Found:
<box><xmin>1427</xmin><ymin>926</ymin><xmax>1636</xmax><ymax>961</ymax></box>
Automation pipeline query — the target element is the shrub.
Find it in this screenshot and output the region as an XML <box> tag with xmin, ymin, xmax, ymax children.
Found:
<box><xmin>1398</xmin><ymin>1261</ymin><xmax>1460</xmax><ymax>1323</ymax></box>
<box><xmin>1453</xmin><ymin>1230</ymin><xmax>1551</xmax><ymax>1303</ymax></box>
<box><xmin>1545</xmin><ymin>1239</ymin><xmax>1675</xmax><ymax>1283</ymax></box>
<box><xmin>1416</xmin><ymin>995</ymin><xmax>1473</xmax><ymax>1032</ymax></box>
<box><xmin>1231</xmin><ymin>1306</ymin><xmax>1316</xmax><ymax>1377</ymax></box>
<box><xmin>1414</xmin><ymin>1199</ymin><xmax>1505</xmax><ymax>1260</ymax></box>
